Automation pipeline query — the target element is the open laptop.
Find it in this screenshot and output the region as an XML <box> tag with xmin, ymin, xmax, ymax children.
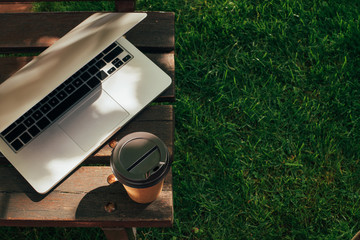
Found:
<box><xmin>0</xmin><ymin>13</ymin><xmax>171</xmax><ymax>194</ymax></box>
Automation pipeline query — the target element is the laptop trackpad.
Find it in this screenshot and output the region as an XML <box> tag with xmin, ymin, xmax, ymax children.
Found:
<box><xmin>58</xmin><ymin>89</ymin><xmax>129</xmax><ymax>152</ymax></box>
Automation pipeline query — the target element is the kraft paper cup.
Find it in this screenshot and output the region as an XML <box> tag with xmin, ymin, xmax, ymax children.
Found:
<box><xmin>110</xmin><ymin>132</ymin><xmax>171</xmax><ymax>204</ymax></box>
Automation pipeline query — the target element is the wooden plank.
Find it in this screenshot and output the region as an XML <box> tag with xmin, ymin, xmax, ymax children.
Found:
<box><xmin>0</xmin><ymin>56</ymin><xmax>34</xmax><ymax>81</ymax></box>
<box><xmin>0</xmin><ymin>166</ymin><xmax>173</xmax><ymax>227</ymax></box>
<box><xmin>102</xmin><ymin>228</ymin><xmax>136</xmax><ymax>240</ymax></box>
<box><xmin>0</xmin><ymin>52</ymin><xmax>175</xmax><ymax>101</ymax></box>
<box><xmin>90</xmin><ymin>105</ymin><xmax>174</xmax><ymax>164</ymax></box>
<box><xmin>0</xmin><ymin>0</ymin><xmax>131</xmax><ymax>2</ymax></box>
<box><xmin>0</xmin><ymin>2</ymin><xmax>32</xmax><ymax>13</ymax></box>
<box><xmin>0</xmin><ymin>1</ymin><xmax>135</xmax><ymax>13</ymax></box>
<box><xmin>126</xmin><ymin>12</ymin><xmax>174</xmax><ymax>52</ymax></box>
<box><xmin>147</xmin><ymin>52</ymin><xmax>175</xmax><ymax>102</ymax></box>
<box><xmin>0</xmin><ymin>5</ymin><xmax>175</xmax><ymax>230</ymax></box>
<box><xmin>0</xmin><ymin>105</ymin><xmax>174</xmax><ymax>164</ymax></box>
<box><xmin>0</xmin><ymin>12</ymin><xmax>174</xmax><ymax>53</ymax></box>
<box><xmin>115</xmin><ymin>0</ymin><xmax>135</xmax><ymax>12</ymax></box>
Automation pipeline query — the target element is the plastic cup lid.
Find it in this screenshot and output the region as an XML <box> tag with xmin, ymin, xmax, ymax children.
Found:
<box><xmin>110</xmin><ymin>132</ymin><xmax>170</xmax><ymax>188</ymax></box>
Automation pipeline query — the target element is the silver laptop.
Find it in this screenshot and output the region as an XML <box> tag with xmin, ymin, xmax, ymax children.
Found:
<box><xmin>0</xmin><ymin>13</ymin><xmax>171</xmax><ymax>194</ymax></box>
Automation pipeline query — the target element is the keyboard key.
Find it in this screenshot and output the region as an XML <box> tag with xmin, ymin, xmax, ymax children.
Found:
<box><xmin>95</xmin><ymin>60</ymin><xmax>106</xmax><ymax>69</ymax></box>
<box><xmin>104</xmin><ymin>47</ymin><xmax>123</xmax><ymax>63</ymax></box>
<box><xmin>112</xmin><ymin>58</ymin><xmax>120</xmax><ymax>65</ymax></box>
<box><xmin>80</xmin><ymin>72</ymin><xmax>91</xmax><ymax>81</ymax></box>
<box><xmin>24</xmin><ymin>109</ymin><xmax>33</xmax><ymax>118</ymax></box>
<box><xmin>122</xmin><ymin>55</ymin><xmax>131</xmax><ymax>62</ymax></box>
<box><xmin>56</xmin><ymin>91</ymin><xmax>67</xmax><ymax>100</ymax></box>
<box><xmin>107</xmin><ymin>67</ymin><xmax>116</xmax><ymax>74</ymax></box>
<box><xmin>41</xmin><ymin>104</ymin><xmax>51</xmax><ymax>114</ymax></box>
<box><xmin>47</xmin><ymin>84</ymin><xmax>91</xmax><ymax>121</ymax></box>
<box><xmin>88</xmin><ymin>58</ymin><xmax>96</xmax><ymax>66</ymax></box>
<box><xmin>40</xmin><ymin>96</ymin><xmax>50</xmax><ymax>105</ymax></box>
<box><xmin>64</xmin><ymin>77</ymin><xmax>74</xmax><ymax>85</ymax></box>
<box><xmin>58</xmin><ymin>82</ymin><xmax>67</xmax><ymax>91</ymax></box>
<box><xmin>88</xmin><ymin>65</ymin><xmax>99</xmax><ymax>75</ymax></box>
<box><xmin>115</xmin><ymin>60</ymin><xmax>124</xmax><ymax>68</ymax></box>
<box><xmin>65</xmin><ymin>84</ymin><xmax>75</xmax><ymax>94</ymax></box>
<box><xmin>5</xmin><ymin>123</ymin><xmax>26</xmax><ymax>143</ymax></box>
<box><xmin>97</xmin><ymin>71</ymin><xmax>108</xmax><ymax>80</ymax></box>
<box><xmin>80</xmin><ymin>65</ymin><xmax>88</xmax><ymax>72</ymax></box>
<box><xmin>87</xmin><ymin>77</ymin><xmax>101</xmax><ymax>89</ymax></box>
<box><xmin>73</xmin><ymin>78</ymin><xmax>83</xmax><ymax>87</ymax></box>
<box><xmin>49</xmin><ymin>97</ymin><xmax>60</xmax><ymax>107</ymax></box>
<box><xmin>32</xmin><ymin>110</ymin><xmax>42</xmax><ymax>120</ymax></box>
<box><xmin>1</xmin><ymin>123</ymin><xmax>17</xmax><ymax>136</ymax></box>
<box><xmin>103</xmin><ymin>43</ymin><xmax>117</xmax><ymax>54</ymax></box>
<box><xmin>33</xmin><ymin>103</ymin><xmax>41</xmax><ymax>111</ymax></box>
<box><xmin>95</xmin><ymin>52</ymin><xmax>103</xmax><ymax>60</ymax></box>
<box><xmin>37</xmin><ymin>117</ymin><xmax>51</xmax><ymax>130</ymax></box>
<box><xmin>24</xmin><ymin>117</ymin><xmax>35</xmax><ymax>127</ymax></box>
<box><xmin>48</xmin><ymin>89</ymin><xmax>58</xmax><ymax>98</ymax></box>
<box><xmin>73</xmin><ymin>71</ymin><xmax>82</xmax><ymax>79</ymax></box>
<box><xmin>11</xmin><ymin>139</ymin><xmax>23</xmax><ymax>151</ymax></box>
<box><xmin>20</xmin><ymin>132</ymin><xmax>32</xmax><ymax>144</ymax></box>
<box><xmin>28</xmin><ymin>125</ymin><xmax>40</xmax><ymax>137</ymax></box>
<box><xmin>15</xmin><ymin>116</ymin><xmax>25</xmax><ymax>125</ymax></box>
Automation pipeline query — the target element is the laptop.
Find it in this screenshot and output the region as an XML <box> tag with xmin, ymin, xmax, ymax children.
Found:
<box><xmin>0</xmin><ymin>13</ymin><xmax>172</xmax><ymax>194</ymax></box>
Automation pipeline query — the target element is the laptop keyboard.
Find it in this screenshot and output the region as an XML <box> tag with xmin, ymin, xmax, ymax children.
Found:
<box><xmin>1</xmin><ymin>41</ymin><xmax>133</xmax><ymax>152</ymax></box>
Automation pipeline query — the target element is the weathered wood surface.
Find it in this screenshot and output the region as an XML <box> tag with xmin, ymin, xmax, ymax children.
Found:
<box><xmin>115</xmin><ymin>0</ymin><xmax>136</xmax><ymax>12</ymax></box>
<box><xmin>0</xmin><ymin>105</ymin><xmax>174</xmax><ymax>164</ymax></box>
<box><xmin>0</xmin><ymin>2</ymin><xmax>32</xmax><ymax>13</ymax></box>
<box><xmin>0</xmin><ymin>1</ymin><xmax>135</xmax><ymax>13</ymax></box>
<box><xmin>0</xmin><ymin>12</ymin><xmax>175</xmax><ymax>53</ymax></box>
<box><xmin>0</xmin><ymin>5</ymin><xmax>175</xmax><ymax>230</ymax></box>
<box><xmin>0</xmin><ymin>52</ymin><xmax>175</xmax><ymax>101</ymax></box>
<box><xmin>90</xmin><ymin>105</ymin><xmax>174</xmax><ymax>164</ymax></box>
<box><xmin>0</xmin><ymin>166</ymin><xmax>173</xmax><ymax>227</ymax></box>
<box><xmin>0</xmin><ymin>0</ymin><xmax>132</xmax><ymax>2</ymax></box>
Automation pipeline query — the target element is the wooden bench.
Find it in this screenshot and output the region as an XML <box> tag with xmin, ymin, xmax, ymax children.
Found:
<box><xmin>0</xmin><ymin>1</ymin><xmax>175</xmax><ymax>239</ymax></box>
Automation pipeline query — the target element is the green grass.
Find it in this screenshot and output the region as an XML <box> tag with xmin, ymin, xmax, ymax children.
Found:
<box><xmin>2</xmin><ymin>0</ymin><xmax>360</xmax><ymax>239</ymax></box>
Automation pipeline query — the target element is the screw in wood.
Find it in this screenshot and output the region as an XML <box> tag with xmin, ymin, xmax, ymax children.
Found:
<box><xmin>104</xmin><ymin>202</ymin><xmax>117</xmax><ymax>213</ymax></box>
<box><xmin>109</xmin><ymin>139</ymin><xmax>118</xmax><ymax>149</ymax></box>
<box><xmin>107</xmin><ymin>174</ymin><xmax>117</xmax><ymax>184</ymax></box>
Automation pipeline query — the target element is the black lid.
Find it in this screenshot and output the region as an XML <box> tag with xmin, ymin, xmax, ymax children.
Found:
<box><xmin>110</xmin><ymin>132</ymin><xmax>170</xmax><ymax>188</ymax></box>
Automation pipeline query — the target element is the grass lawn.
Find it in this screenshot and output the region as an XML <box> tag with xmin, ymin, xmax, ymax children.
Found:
<box><xmin>1</xmin><ymin>0</ymin><xmax>360</xmax><ymax>239</ymax></box>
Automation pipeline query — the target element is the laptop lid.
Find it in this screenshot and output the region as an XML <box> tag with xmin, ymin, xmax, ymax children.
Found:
<box><xmin>0</xmin><ymin>12</ymin><xmax>147</xmax><ymax>133</ymax></box>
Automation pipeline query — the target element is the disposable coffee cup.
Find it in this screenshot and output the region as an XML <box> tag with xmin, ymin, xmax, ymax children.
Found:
<box><xmin>110</xmin><ymin>132</ymin><xmax>171</xmax><ymax>203</ymax></box>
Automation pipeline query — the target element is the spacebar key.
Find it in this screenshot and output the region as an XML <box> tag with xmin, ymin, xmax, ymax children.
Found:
<box><xmin>47</xmin><ymin>84</ymin><xmax>91</xmax><ymax>121</ymax></box>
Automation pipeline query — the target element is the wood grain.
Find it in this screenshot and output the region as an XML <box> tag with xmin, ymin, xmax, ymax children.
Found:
<box><xmin>0</xmin><ymin>105</ymin><xmax>174</xmax><ymax>164</ymax></box>
<box><xmin>0</xmin><ymin>12</ymin><xmax>175</xmax><ymax>53</ymax></box>
<box><xmin>0</xmin><ymin>166</ymin><xmax>173</xmax><ymax>227</ymax></box>
<box><xmin>0</xmin><ymin>53</ymin><xmax>175</xmax><ymax>101</ymax></box>
<box><xmin>115</xmin><ymin>0</ymin><xmax>135</xmax><ymax>12</ymax></box>
<box><xmin>0</xmin><ymin>0</ymin><xmax>131</xmax><ymax>2</ymax></box>
<box><xmin>0</xmin><ymin>6</ymin><xmax>175</xmax><ymax>229</ymax></box>
<box><xmin>0</xmin><ymin>2</ymin><xmax>32</xmax><ymax>13</ymax></box>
